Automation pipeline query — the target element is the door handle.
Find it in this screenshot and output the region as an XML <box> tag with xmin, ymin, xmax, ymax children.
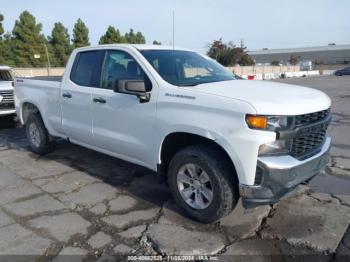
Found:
<box><xmin>93</xmin><ymin>97</ymin><xmax>106</xmax><ymax>104</ymax></box>
<box><xmin>62</xmin><ymin>92</ymin><xmax>72</xmax><ymax>99</ymax></box>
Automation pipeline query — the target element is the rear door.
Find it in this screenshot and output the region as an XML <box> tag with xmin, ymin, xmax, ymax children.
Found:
<box><xmin>61</xmin><ymin>50</ymin><xmax>105</xmax><ymax>145</ymax></box>
<box><xmin>90</xmin><ymin>49</ymin><xmax>158</xmax><ymax>167</ymax></box>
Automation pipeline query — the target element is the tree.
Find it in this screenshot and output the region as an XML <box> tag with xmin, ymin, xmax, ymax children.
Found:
<box><xmin>235</xmin><ymin>48</ymin><xmax>255</xmax><ymax>66</ymax></box>
<box><xmin>152</xmin><ymin>40</ymin><xmax>161</xmax><ymax>45</ymax></box>
<box><xmin>124</xmin><ymin>29</ymin><xmax>135</xmax><ymax>43</ymax></box>
<box><xmin>0</xmin><ymin>42</ymin><xmax>5</xmax><ymax>64</ymax></box>
<box><xmin>99</xmin><ymin>26</ymin><xmax>124</xmax><ymax>44</ymax></box>
<box><xmin>207</xmin><ymin>39</ymin><xmax>255</xmax><ymax>66</ymax></box>
<box><xmin>135</xmin><ymin>32</ymin><xmax>145</xmax><ymax>44</ymax></box>
<box><xmin>72</xmin><ymin>18</ymin><xmax>90</xmax><ymax>48</ymax></box>
<box><xmin>0</xmin><ymin>14</ymin><xmax>5</xmax><ymax>64</ymax></box>
<box><xmin>12</xmin><ymin>11</ymin><xmax>47</xmax><ymax>67</ymax></box>
<box><xmin>208</xmin><ymin>39</ymin><xmax>235</xmax><ymax>66</ymax></box>
<box><xmin>124</xmin><ymin>29</ymin><xmax>145</xmax><ymax>44</ymax></box>
<box><xmin>289</xmin><ymin>54</ymin><xmax>300</xmax><ymax>65</ymax></box>
<box><xmin>48</xmin><ymin>22</ymin><xmax>71</xmax><ymax>67</ymax></box>
<box><xmin>0</xmin><ymin>14</ymin><xmax>4</xmax><ymax>38</ymax></box>
<box><xmin>270</xmin><ymin>60</ymin><xmax>280</xmax><ymax>66</ymax></box>
<box><xmin>0</xmin><ymin>33</ymin><xmax>15</xmax><ymax>66</ymax></box>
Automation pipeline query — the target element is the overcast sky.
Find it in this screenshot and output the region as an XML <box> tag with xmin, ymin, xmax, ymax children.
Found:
<box><xmin>1</xmin><ymin>0</ymin><xmax>349</xmax><ymax>53</ymax></box>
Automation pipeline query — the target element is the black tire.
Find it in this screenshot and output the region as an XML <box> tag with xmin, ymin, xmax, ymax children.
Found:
<box><xmin>26</xmin><ymin>114</ymin><xmax>56</xmax><ymax>155</ymax></box>
<box><xmin>335</xmin><ymin>72</ymin><xmax>342</xmax><ymax>76</ymax></box>
<box><xmin>167</xmin><ymin>145</ymin><xmax>239</xmax><ymax>223</ymax></box>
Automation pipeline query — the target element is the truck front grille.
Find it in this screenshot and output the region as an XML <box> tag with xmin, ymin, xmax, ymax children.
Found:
<box><xmin>0</xmin><ymin>90</ymin><xmax>14</xmax><ymax>111</ymax></box>
<box><xmin>0</xmin><ymin>102</ymin><xmax>15</xmax><ymax>110</ymax></box>
<box><xmin>295</xmin><ymin>108</ymin><xmax>330</xmax><ymax>127</ymax></box>
<box><xmin>291</xmin><ymin>109</ymin><xmax>330</xmax><ymax>160</ymax></box>
<box><xmin>291</xmin><ymin>127</ymin><xmax>327</xmax><ymax>160</ymax></box>
<box><xmin>0</xmin><ymin>90</ymin><xmax>14</xmax><ymax>104</ymax></box>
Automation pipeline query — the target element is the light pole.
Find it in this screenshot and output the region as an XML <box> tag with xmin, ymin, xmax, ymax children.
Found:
<box><xmin>44</xmin><ymin>43</ymin><xmax>51</xmax><ymax>76</ymax></box>
<box><xmin>172</xmin><ymin>11</ymin><xmax>175</xmax><ymax>50</ymax></box>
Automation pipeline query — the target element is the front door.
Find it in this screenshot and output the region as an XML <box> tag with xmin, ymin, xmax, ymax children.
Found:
<box><xmin>61</xmin><ymin>50</ymin><xmax>105</xmax><ymax>146</ymax></box>
<box><xmin>91</xmin><ymin>49</ymin><xmax>157</xmax><ymax>167</ymax></box>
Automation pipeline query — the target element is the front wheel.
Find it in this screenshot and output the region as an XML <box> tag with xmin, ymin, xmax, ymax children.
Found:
<box><xmin>26</xmin><ymin>114</ymin><xmax>56</xmax><ymax>155</ymax></box>
<box><xmin>167</xmin><ymin>145</ymin><xmax>239</xmax><ymax>223</ymax></box>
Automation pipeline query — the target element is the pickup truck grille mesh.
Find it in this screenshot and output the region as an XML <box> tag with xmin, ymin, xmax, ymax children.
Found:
<box><xmin>291</xmin><ymin>109</ymin><xmax>330</xmax><ymax>160</ymax></box>
<box><xmin>0</xmin><ymin>90</ymin><xmax>14</xmax><ymax>110</ymax></box>
<box><xmin>295</xmin><ymin>108</ymin><xmax>330</xmax><ymax>127</ymax></box>
<box><xmin>0</xmin><ymin>90</ymin><xmax>14</xmax><ymax>103</ymax></box>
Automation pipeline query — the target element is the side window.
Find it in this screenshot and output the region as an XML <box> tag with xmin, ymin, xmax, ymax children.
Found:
<box><xmin>101</xmin><ymin>50</ymin><xmax>151</xmax><ymax>90</ymax></box>
<box><xmin>70</xmin><ymin>51</ymin><xmax>105</xmax><ymax>87</ymax></box>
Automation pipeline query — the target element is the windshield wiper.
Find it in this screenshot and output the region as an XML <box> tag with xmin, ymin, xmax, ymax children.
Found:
<box><xmin>179</xmin><ymin>83</ymin><xmax>200</xmax><ymax>87</ymax></box>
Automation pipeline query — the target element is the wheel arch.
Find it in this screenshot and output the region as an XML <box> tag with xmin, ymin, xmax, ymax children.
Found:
<box><xmin>158</xmin><ymin>132</ymin><xmax>238</xmax><ymax>184</ymax></box>
<box><xmin>21</xmin><ymin>101</ymin><xmax>43</xmax><ymax>125</ymax></box>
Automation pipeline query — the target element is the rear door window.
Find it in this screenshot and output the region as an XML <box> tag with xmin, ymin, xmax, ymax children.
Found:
<box><xmin>70</xmin><ymin>51</ymin><xmax>105</xmax><ymax>87</ymax></box>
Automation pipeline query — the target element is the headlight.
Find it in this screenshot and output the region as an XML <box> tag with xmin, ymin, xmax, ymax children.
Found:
<box><xmin>258</xmin><ymin>139</ymin><xmax>292</xmax><ymax>156</ymax></box>
<box><xmin>246</xmin><ymin>115</ymin><xmax>292</xmax><ymax>131</ymax></box>
<box><xmin>246</xmin><ymin>115</ymin><xmax>294</xmax><ymax>156</ymax></box>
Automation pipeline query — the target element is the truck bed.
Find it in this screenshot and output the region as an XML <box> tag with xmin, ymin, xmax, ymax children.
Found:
<box><xmin>20</xmin><ymin>76</ymin><xmax>63</xmax><ymax>82</ymax></box>
<box><xmin>15</xmin><ymin>76</ymin><xmax>63</xmax><ymax>128</ymax></box>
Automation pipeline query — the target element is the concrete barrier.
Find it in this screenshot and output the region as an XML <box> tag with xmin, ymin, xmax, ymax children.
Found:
<box><xmin>240</xmin><ymin>70</ymin><xmax>320</xmax><ymax>80</ymax></box>
<box><xmin>13</xmin><ymin>67</ymin><xmax>65</xmax><ymax>77</ymax></box>
<box><xmin>229</xmin><ymin>65</ymin><xmax>301</xmax><ymax>76</ymax></box>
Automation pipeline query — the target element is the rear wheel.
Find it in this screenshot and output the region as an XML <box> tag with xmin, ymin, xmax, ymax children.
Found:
<box><xmin>26</xmin><ymin>114</ymin><xmax>56</xmax><ymax>155</ymax></box>
<box><xmin>335</xmin><ymin>72</ymin><xmax>342</xmax><ymax>76</ymax></box>
<box><xmin>168</xmin><ymin>145</ymin><xmax>238</xmax><ymax>223</ymax></box>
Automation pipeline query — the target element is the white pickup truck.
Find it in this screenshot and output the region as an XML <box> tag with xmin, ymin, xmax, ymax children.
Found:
<box><xmin>15</xmin><ymin>45</ymin><xmax>331</xmax><ymax>222</ymax></box>
<box><xmin>0</xmin><ymin>65</ymin><xmax>16</xmax><ymax>119</ymax></box>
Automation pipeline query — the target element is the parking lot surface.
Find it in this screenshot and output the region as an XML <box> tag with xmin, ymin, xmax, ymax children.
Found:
<box><xmin>0</xmin><ymin>75</ymin><xmax>349</xmax><ymax>261</ymax></box>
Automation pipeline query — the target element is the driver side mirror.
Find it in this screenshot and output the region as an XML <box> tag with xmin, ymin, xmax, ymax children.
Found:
<box><xmin>114</xmin><ymin>80</ymin><xmax>151</xmax><ymax>103</ymax></box>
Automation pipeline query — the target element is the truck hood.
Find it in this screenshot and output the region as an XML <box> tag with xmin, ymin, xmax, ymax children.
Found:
<box><xmin>185</xmin><ymin>80</ymin><xmax>331</xmax><ymax>115</ymax></box>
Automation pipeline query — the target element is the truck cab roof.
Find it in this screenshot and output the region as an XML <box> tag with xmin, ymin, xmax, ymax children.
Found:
<box><xmin>74</xmin><ymin>44</ymin><xmax>192</xmax><ymax>52</ymax></box>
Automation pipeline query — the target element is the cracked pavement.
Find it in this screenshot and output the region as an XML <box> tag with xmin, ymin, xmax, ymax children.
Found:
<box><xmin>0</xmin><ymin>75</ymin><xmax>349</xmax><ymax>261</ymax></box>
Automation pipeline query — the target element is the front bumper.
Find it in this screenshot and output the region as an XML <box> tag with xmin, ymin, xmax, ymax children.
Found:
<box><xmin>0</xmin><ymin>109</ymin><xmax>16</xmax><ymax>116</ymax></box>
<box><xmin>239</xmin><ymin>136</ymin><xmax>331</xmax><ymax>207</ymax></box>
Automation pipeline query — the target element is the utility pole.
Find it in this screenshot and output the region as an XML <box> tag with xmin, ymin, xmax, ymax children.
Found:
<box><xmin>240</xmin><ymin>38</ymin><xmax>245</xmax><ymax>49</ymax></box>
<box><xmin>172</xmin><ymin>11</ymin><xmax>175</xmax><ymax>50</ymax></box>
<box><xmin>44</xmin><ymin>43</ymin><xmax>51</xmax><ymax>76</ymax></box>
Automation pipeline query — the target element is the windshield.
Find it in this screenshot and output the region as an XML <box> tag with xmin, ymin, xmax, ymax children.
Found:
<box><xmin>0</xmin><ymin>70</ymin><xmax>13</xmax><ymax>81</ymax></box>
<box><xmin>140</xmin><ymin>50</ymin><xmax>235</xmax><ymax>86</ymax></box>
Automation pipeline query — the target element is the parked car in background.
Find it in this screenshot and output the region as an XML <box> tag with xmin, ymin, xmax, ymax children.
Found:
<box><xmin>15</xmin><ymin>45</ymin><xmax>331</xmax><ymax>222</ymax></box>
<box><xmin>335</xmin><ymin>67</ymin><xmax>350</xmax><ymax>76</ymax></box>
<box><xmin>0</xmin><ymin>65</ymin><xmax>16</xmax><ymax>121</ymax></box>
